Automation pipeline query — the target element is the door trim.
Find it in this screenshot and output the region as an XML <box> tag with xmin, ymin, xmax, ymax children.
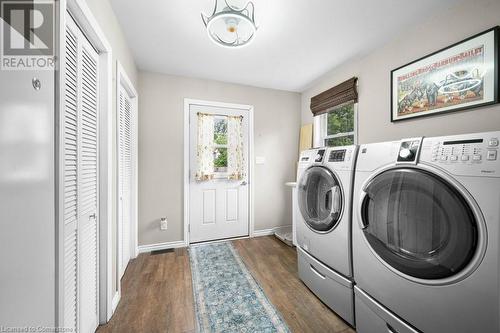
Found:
<box><xmin>115</xmin><ymin>61</ymin><xmax>138</xmax><ymax>295</ymax></box>
<box><xmin>183</xmin><ymin>98</ymin><xmax>255</xmax><ymax>246</ymax></box>
<box><xmin>56</xmin><ymin>0</ymin><xmax>114</xmax><ymax>325</ymax></box>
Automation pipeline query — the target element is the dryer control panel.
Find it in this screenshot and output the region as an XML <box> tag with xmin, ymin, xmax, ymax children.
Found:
<box><xmin>397</xmin><ymin>138</ymin><xmax>422</xmax><ymax>163</ymax></box>
<box><xmin>430</xmin><ymin>137</ymin><xmax>498</xmax><ymax>163</ymax></box>
<box><xmin>421</xmin><ymin>131</ymin><xmax>500</xmax><ymax>177</ymax></box>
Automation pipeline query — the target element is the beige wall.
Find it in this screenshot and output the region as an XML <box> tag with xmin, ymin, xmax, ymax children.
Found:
<box><xmin>85</xmin><ymin>0</ymin><xmax>138</xmax><ymax>293</ymax></box>
<box><xmin>139</xmin><ymin>72</ymin><xmax>301</xmax><ymax>246</ymax></box>
<box><xmin>302</xmin><ymin>0</ymin><xmax>500</xmax><ymax>143</ymax></box>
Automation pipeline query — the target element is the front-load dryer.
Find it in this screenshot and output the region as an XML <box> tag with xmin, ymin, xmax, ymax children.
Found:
<box><xmin>296</xmin><ymin>145</ymin><xmax>358</xmax><ymax>326</ymax></box>
<box><xmin>352</xmin><ymin>131</ymin><xmax>500</xmax><ymax>333</ymax></box>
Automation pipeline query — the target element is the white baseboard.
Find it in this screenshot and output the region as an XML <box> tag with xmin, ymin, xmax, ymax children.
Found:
<box><xmin>138</xmin><ymin>226</ymin><xmax>293</xmax><ymax>252</ymax></box>
<box><xmin>111</xmin><ymin>291</ymin><xmax>121</xmax><ymax>314</ymax></box>
<box><xmin>138</xmin><ymin>240</ymin><xmax>187</xmax><ymax>253</ymax></box>
<box><xmin>252</xmin><ymin>228</ymin><xmax>275</xmax><ymax>237</ymax></box>
<box><xmin>252</xmin><ymin>225</ymin><xmax>293</xmax><ymax>238</ymax></box>
<box><xmin>274</xmin><ymin>224</ymin><xmax>292</xmax><ymax>231</ymax></box>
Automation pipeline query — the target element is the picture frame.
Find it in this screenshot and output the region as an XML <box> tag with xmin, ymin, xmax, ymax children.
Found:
<box><xmin>391</xmin><ymin>27</ymin><xmax>499</xmax><ymax>122</ymax></box>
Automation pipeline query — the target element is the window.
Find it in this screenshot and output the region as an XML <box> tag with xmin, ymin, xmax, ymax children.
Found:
<box><xmin>213</xmin><ymin>116</ymin><xmax>228</xmax><ymax>173</ymax></box>
<box><xmin>318</xmin><ymin>103</ymin><xmax>357</xmax><ymax>147</ymax></box>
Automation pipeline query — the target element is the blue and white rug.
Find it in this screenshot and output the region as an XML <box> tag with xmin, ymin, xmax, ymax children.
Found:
<box><xmin>189</xmin><ymin>242</ymin><xmax>290</xmax><ymax>333</ymax></box>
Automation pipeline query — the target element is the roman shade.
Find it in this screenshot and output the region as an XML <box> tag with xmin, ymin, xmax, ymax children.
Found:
<box><xmin>310</xmin><ymin>77</ymin><xmax>358</xmax><ymax>115</ymax></box>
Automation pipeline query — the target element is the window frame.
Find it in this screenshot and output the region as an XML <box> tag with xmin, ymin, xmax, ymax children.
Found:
<box><xmin>317</xmin><ymin>102</ymin><xmax>358</xmax><ymax>147</ymax></box>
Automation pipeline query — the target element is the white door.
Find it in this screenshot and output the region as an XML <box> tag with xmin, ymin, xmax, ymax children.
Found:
<box><xmin>78</xmin><ymin>34</ymin><xmax>99</xmax><ymax>333</ymax></box>
<box><xmin>63</xmin><ymin>13</ymin><xmax>99</xmax><ymax>333</ymax></box>
<box><xmin>189</xmin><ymin>103</ymin><xmax>250</xmax><ymax>243</ymax></box>
<box><xmin>118</xmin><ymin>86</ymin><xmax>132</xmax><ymax>278</ymax></box>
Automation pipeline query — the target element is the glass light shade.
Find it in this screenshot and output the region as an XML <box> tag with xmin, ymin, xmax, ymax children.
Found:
<box><xmin>202</xmin><ymin>1</ymin><xmax>257</xmax><ymax>48</ymax></box>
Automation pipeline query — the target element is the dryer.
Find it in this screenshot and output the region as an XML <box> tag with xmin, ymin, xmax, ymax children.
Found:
<box><xmin>352</xmin><ymin>131</ymin><xmax>500</xmax><ymax>333</ymax></box>
<box><xmin>296</xmin><ymin>145</ymin><xmax>357</xmax><ymax>326</ymax></box>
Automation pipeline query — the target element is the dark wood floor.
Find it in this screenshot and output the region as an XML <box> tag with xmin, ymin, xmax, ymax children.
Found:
<box><xmin>97</xmin><ymin>236</ymin><xmax>355</xmax><ymax>333</ymax></box>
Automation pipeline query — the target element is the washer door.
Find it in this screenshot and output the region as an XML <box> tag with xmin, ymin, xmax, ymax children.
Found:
<box><xmin>298</xmin><ymin>166</ymin><xmax>343</xmax><ymax>233</ymax></box>
<box><xmin>360</xmin><ymin>168</ymin><xmax>478</xmax><ymax>280</ymax></box>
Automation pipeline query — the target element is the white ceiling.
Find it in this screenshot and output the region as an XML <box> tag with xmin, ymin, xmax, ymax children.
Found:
<box><xmin>110</xmin><ymin>0</ymin><xmax>461</xmax><ymax>92</ymax></box>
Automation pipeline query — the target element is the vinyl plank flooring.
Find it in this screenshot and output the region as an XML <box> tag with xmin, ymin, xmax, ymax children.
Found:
<box><xmin>97</xmin><ymin>236</ymin><xmax>355</xmax><ymax>333</ymax></box>
<box><xmin>97</xmin><ymin>247</ymin><xmax>196</xmax><ymax>333</ymax></box>
<box><xmin>233</xmin><ymin>237</ymin><xmax>354</xmax><ymax>333</ymax></box>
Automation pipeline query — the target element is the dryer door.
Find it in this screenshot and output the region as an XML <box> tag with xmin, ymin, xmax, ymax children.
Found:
<box><xmin>360</xmin><ymin>168</ymin><xmax>479</xmax><ymax>281</ymax></box>
<box><xmin>298</xmin><ymin>166</ymin><xmax>343</xmax><ymax>233</ymax></box>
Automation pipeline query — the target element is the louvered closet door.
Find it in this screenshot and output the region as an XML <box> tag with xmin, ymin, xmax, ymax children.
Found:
<box><xmin>78</xmin><ymin>28</ymin><xmax>99</xmax><ymax>333</ymax></box>
<box><xmin>63</xmin><ymin>18</ymin><xmax>79</xmax><ymax>332</ymax></box>
<box><xmin>118</xmin><ymin>86</ymin><xmax>132</xmax><ymax>278</ymax></box>
<box><xmin>63</xmin><ymin>13</ymin><xmax>99</xmax><ymax>333</ymax></box>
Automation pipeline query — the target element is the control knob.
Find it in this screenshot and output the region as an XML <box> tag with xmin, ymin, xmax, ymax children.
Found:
<box><xmin>399</xmin><ymin>148</ymin><xmax>413</xmax><ymax>160</ymax></box>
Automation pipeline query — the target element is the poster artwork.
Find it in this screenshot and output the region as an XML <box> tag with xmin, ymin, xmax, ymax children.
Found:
<box><xmin>397</xmin><ymin>46</ymin><xmax>485</xmax><ymax>117</ymax></box>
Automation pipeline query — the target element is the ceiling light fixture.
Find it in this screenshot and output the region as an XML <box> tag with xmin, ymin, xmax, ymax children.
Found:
<box><xmin>201</xmin><ymin>0</ymin><xmax>257</xmax><ymax>48</ymax></box>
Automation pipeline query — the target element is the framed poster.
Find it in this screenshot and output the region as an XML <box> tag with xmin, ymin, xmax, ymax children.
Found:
<box><xmin>391</xmin><ymin>27</ymin><xmax>499</xmax><ymax>122</ymax></box>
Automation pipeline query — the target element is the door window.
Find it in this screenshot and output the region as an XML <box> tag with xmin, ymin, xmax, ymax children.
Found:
<box><xmin>361</xmin><ymin>168</ymin><xmax>478</xmax><ymax>280</ymax></box>
<box><xmin>298</xmin><ymin>166</ymin><xmax>343</xmax><ymax>232</ymax></box>
<box><xmin>214</xmin><ymin>116</ymin><xmax>228</xmax><ymax>173</ymax></box>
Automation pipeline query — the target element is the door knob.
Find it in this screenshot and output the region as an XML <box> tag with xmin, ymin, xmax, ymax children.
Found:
<box><xmin>89</xmin><ymin>213</ymin><xmax>97</xmax><ymax>220</ymax></box>
<box><xmin>241</xmin><ymin>181</ymin><xmax>248</xmax><ymax>186</ymax></box>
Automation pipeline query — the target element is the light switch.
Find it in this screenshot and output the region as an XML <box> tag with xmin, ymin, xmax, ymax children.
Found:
<box><xmin>255</xmin><ymin>156</ymin><xmax>266</xmax><ymax>165</ymax></box>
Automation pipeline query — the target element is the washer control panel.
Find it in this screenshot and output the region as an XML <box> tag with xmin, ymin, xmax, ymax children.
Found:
<box><xmin>324</xmin><ymin>146</ymin><xmax>357</xmax><ymax>170</ymax></box>
<box><xmin>328</xmin><ymin>149</ymin><xmax>346</xmax><ymax>162</ymax></box>
<box><xmin>314</xmin><ymin>149</ymin><xmax>326</xmax><ymax>162</ymax></box>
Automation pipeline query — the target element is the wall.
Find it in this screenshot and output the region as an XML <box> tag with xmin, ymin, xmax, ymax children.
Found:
<box><xmin>139</xmin><ymin>72</ymin><xmax>301</xmax><ymax>246</ymax></box>
<box><xmin>0</xmin><ymin>0</ymin><xmax>138</xmax><ymax>324</ymax></box>
<box><xmin>84</xmin><ymin>0</ymin><xmax>138</xmax><ymax>296</ymax></box>
<box><xmin>0</xmin><ymin>19</ymin><xmax>56</xmax><ymax>327</ymax></box>
<box><xmin>302</xmin><ymin>0</ymin><xmax>500</xmax><ymax>143</ymax></box>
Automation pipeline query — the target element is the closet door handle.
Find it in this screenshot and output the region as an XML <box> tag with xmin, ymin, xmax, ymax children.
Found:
<box><xmin>89</xmin><ymin>213</ymin><xmax>96</xmax><ymax>220</ymax></box>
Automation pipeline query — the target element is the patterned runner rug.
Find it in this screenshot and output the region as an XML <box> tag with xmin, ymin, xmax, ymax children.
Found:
<box><xmin>189</xmin><ymin>242</ymin><xmax>290</xmax><ymax>333</ymax></box>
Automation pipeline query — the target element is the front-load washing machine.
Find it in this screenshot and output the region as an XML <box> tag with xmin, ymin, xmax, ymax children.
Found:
<box><xmin>352</xmin><ymin>131</ymin><xmax>500</xmax><ymax>333</ymax></box>
<box><xmin>296</xmin><ymin>145</ymin><xmax>358</xmax><ymax>326</ymax></box>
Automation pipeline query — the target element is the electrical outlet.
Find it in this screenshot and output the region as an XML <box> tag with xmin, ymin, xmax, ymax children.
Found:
<box><xmin>160</xmin><ymin>217</ymin><xmax>168</xmax><ymax>230</ymax></box>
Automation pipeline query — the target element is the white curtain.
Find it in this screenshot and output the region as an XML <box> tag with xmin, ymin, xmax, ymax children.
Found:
<box><xmin>227</xmin><ymin>115</ymin><xmax>245</xmax><ymax>180</ymax></box>
<box><xmin>195</xmin><ymin>113</ymin><xmax>215</xmax><ymax>181</ymax></box>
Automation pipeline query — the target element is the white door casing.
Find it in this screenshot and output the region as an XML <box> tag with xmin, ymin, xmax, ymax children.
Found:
<box><xmin>63</xmin><ymin>12</ymin><xmax>99</xmax><ymax>333</ymax></box>
<box><xmin>188</xmin><ymin>103</ymin><xmax>250</xmax><ymax>243</ymax></box>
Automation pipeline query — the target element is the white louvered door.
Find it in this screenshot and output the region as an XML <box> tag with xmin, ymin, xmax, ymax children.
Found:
<box><xmin>63</xmin><ymin>13</ymin><xmax>99</xmax><ymax>333</ymax></box>
<box><xmin>63</xmin><ymin>18</ymin><xmax>79</xmax><ymax>332</ymax></box>
<box><xmin>118</xmin><ymin>86</ymin><xmax>132</xmax><ymax>278</ymax></box>
<box><xmin>78</xmin><ymin>26</ymin><xmax>99</xmax><ymax>333</ymax></box>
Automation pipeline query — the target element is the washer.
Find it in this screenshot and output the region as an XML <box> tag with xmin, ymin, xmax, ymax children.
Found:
<box><xmin>352</xmin><ymin>131</ymin><xmax>500</xmax><ymax>333</ymax></box>
<box><xmin>296</xmin><ymin>145</ymin><xmax>358</xmax><ymax>326</ymax></box>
